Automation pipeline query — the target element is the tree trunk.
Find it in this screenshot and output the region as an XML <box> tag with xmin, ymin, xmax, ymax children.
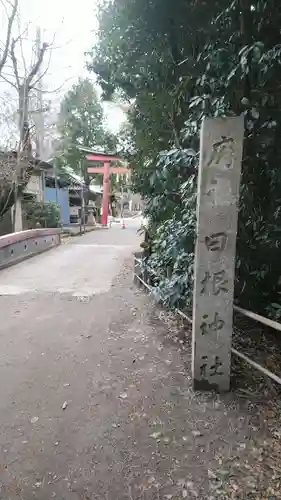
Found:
<box><xmin>13</xmin><ymin>82</ymin><xmax>31</xmax><ymax>232</ymax></box>
<box><xmin>18</xmin><ymin>83</ymin><xmax>31</xmax><ymax>155</ymax></box>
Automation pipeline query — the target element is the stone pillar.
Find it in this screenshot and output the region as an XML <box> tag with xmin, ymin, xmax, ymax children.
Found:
<box><xmin>192</xmin><ymin>116</ymin><xmax>244</xmax><ymax>392</ymax></box>
<box><xmin>88</xmin><ymin>210</ymin><xmax>95</xmax><ymax>226</ymax></box>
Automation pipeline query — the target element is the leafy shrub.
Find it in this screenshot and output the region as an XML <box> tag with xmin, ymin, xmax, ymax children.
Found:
<box><xmin>24</xmin><ymin>200</ymin><xmax>60</xmax><ymax>229</ymax></box>
<box><xmin>142</xmin><ymin>149</ymin><xmax>197</xmax><ymax>309</ymax></box>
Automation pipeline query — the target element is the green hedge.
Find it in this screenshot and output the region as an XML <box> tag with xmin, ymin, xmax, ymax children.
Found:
<box><xmin>23</xmin><ymin>200</ymin><xmax>60</xmax><ymax>229</ymax></box>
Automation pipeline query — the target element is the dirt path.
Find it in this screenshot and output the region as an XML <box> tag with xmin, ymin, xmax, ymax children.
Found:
<box><xmin>0</xmin><ymin>224</ymin><xmax>279</xmax><ymax>499</ymax></box>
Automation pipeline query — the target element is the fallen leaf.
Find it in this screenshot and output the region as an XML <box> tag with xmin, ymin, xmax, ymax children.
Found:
<box><xmin>192</xmin><ymin>430</ymin><xmax>202</xmax><ymax>437</ymax></box>
<box><xmin>149</xmin><ymin>432</ymin><xmax>162</xmax><ymax>439</ymax></box>
<box><xmin>119</xmin><ymin>393</ymin><xmax>128</xmax><ymax>399</ymax></box>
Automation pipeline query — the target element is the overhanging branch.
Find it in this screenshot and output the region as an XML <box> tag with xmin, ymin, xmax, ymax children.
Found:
<box><xmin>26</xmin><ymin>42</ymin><xmax>49</xmax><ymax>87</ymax></box>
<box><xmin>0</xmin><ymin>0</ymin><xmax>18</xmax><ymax>75</ymax></box>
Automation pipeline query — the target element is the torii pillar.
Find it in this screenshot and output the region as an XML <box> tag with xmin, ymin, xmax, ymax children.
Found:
<box><xmin>86</xmin><ymin>153</ymin><xmax>130</xmax><ymax>226</ymax></box>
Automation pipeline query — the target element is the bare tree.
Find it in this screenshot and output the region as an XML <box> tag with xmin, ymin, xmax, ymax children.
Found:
<box><xmin>0</xmin><ymin>27</ymin><xmax>50</xmax><ymax>230</ymax></box>
<box><xmin>0</xmin><ymin>13</ymin><xmax>73</xmax><ymax>231</ymax></box>
<box><xmin>9</xmin><ymin>35</ymin><xmax>49</xmax><ymax>153</ymax></box>
<box><xmin>0</xmin><ymin>0</ymin><xmax>18</xmax><ymax>76</ymax></box>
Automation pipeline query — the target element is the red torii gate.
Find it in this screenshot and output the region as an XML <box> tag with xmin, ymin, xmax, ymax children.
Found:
<box><xmin>86</xmin><ymin>152</ymin><xmax>130</xmax><ymax>226</ymax></box>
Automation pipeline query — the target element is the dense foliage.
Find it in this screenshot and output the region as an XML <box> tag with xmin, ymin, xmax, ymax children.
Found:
<box><xmin>89</xmin><ymin>0</ymin><xmax>281</xmax><ymax>316</ymax></box>
<box><xmin>57</xmin><ymin>78</ymin><xmax>117</xmax><ymax>174</ymax></box>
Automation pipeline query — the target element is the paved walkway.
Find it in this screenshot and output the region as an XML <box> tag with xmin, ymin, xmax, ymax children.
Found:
<box><xmin>0</xmin><ymin>221</ymin><xmax>278</xmax><ymax>499</ymax></box>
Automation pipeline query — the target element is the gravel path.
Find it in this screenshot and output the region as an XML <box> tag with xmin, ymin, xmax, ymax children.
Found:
<box><xmin>0</xmin><ymin>223</ymin><xmax>279</xmax><ymax>499</ymax></box>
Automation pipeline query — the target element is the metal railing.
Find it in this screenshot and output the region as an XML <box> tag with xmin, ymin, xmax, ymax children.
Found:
<box><xmin>133</xmin><ymin>255</ymin><xmax>281</xmax><ymax>386</ymax></box>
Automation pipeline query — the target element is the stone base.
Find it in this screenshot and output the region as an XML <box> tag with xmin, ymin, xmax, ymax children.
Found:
<box><xmin>193</xmin><ymin>378</ymin><xmax>230</xmax><ymax>392</ymax></box>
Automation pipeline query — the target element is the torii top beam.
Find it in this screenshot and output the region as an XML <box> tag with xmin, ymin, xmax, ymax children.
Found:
<box><xmin>86</xmin><ymin>153</ymin><xmax>130</xmax><ymax>174</ymax></box>
<box><xmin>86</xmin><ymin>153</ymin><xmax>121</xmax><ymax>162</ymax></box>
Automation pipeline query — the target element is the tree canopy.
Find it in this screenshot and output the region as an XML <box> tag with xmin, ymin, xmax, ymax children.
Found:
<box><xmin>57</xmin><ymin>78</ymin><xmax>117</xmax><ymax>174</ymax></box>
<box><xmin>89</xmin><ymin>0</ymin><xmax>281</xmax><ymax>317</ymax></box>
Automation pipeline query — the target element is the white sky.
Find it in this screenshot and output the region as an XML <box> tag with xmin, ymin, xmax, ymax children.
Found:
<box><xmin>0</xmin><ymin>0</ymin><xmax>126</xmax><ymax>147</ymax></box>
<box><xmin>17</xmin><ymin>0</ymin><xmax>98</xmax><ymax>88</ymax></box>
